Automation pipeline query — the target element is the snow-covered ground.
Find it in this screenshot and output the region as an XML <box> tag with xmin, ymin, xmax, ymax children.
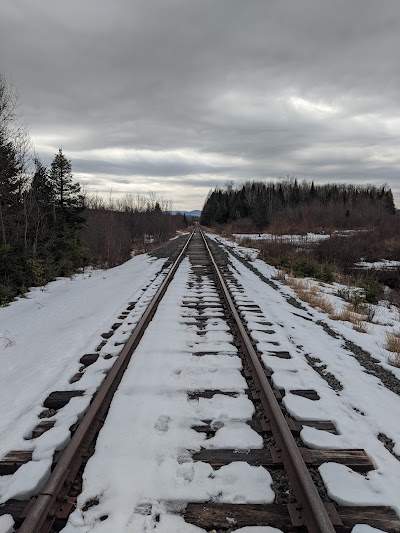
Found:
<box><xmin>61</xmin><ymin>258</ymin><xmax>273</xmax><ymax>532</ymax></box>
<box><xmin>209</xmin><ymin>234</ymin><xmax>400</xmax><ymax>518</ymax></box>
<box><xmin>0</xmin><ymin>253</ymin><xmax>168</xmax><ymax>504</ymax></box>
<box><xmin>233</xmin><ymin>230</ymin><xmax>368</xmax><ymax>243</ymax></box>
<box><xmin>217</xmin><ymin>235</ymin><xmax>400</xmax><ymax>369</ymax></box>
<box><xmin>233</xmin><ymin>232</ymin><xmax>331</xmax><ymax>243</ymax></box>
<box><xmin>1</xmin><ymin>234</ymin><xmax>400</xmax><ymax>533</ymax></box>
<box><xmin>355</xmin><ymin>260</ymin><xmax>400</xmax><ymax>270</ymax></box>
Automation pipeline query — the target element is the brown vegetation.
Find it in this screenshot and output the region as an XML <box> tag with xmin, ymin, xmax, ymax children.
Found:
<box><xmin>385</xmin><ymin>330</ymin><xmax>400</xmax><ymax>367</ymax></box>
<box><xmin>331</xmin><ymin>305</ymin><xmax>369</xmax><ymax>333</ymax></box>
<box><xmin>238</xmin><ymin>215</ymin><xmax>400</xmax><ymax>308</ymax></box>
<box><xmin>80</xmin><ymin>191</ymin><xmax>186</xmax><ymax>267</ymax></box>
<box><xmin>285</xmin><ymin>277</ymin><xmax>334</xmax><ymax>315</ymax></box>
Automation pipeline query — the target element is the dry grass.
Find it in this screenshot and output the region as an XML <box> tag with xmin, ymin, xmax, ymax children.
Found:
<box><xmin>286</xmin><ymin>277</ymin><xmax>304</xmax><ymax>291</ymax></box>
<box><xmin>352</xmin><ymin>316</ymin><xmax>369</xmax><ymax>333</ymax></box>
<box><xmin>275</xmin><ymin>269</ymin><xmax>286</xmax><ymax>282</ymax></box>
<box><xmin>385</xmin><ymin>330</ymin><xmax>400</xmax><ymax>367</ymax></box>
<box><xmin>285</xmin><ymin>275</ymin><xmax>373</xmax><ymax>333</ymax></box>
<box><xmin>332</xmin><ymin>305</ymin><xmax>355</xmax><ymax>323</ymax></box>
<box><xmin>385</xmin><ymin>330</ymin><xmax>400</xmax><ymax>352</ymax></box>
<box><xmin>286</xmin><ymin>277</ymin><xmax>335</xmax><ymax>315</ymax></box>
<box><xmin>389</xmin><ymin>353</ymin><xmax>400</xmax><ymax>368</ymax></box>
<box><xmin>331</xmin><ymin>304</ymin><xmax>369</xmax><ymax>332</ymax></box>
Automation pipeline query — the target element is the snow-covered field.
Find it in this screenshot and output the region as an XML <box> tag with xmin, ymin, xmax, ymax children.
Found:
<box><xmin>233</xmin><ymin>230</ymin><xmax>368</xmax><ymax>244</ymax></box>
<box><xmin>355</xmin><ymin>260</ymin><xmax>400</xmax><ymax>270</ymax></box>
<box><xmin>233</xmin><ymin>232</ymin><xmax>331</xmax><ymax>243</ymax></box>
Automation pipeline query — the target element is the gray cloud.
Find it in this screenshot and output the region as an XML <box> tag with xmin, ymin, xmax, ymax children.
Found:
<box><xmin>1</xmin><ymin>0</ymin><xmax>399</xmax><ymax>209</ymax></box>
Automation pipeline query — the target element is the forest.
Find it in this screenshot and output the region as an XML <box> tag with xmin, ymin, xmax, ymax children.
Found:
<box><xmin>0</xmin><ymin>75</ymin><xmax>184</xmax><ymax>304</ymax></box>
<box><xmin>200</xmin><ymin>180</ymin><xmax>396</xmax><ymax>232</ymax></box>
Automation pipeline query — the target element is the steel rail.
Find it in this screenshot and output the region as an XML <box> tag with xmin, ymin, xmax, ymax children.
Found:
<box><xmin>18</xmin><ymin>229</ymin><xmax>195</xmax><ymax>533</ymax></box>
<box><xmin>200</xmin><ymin>229</ymin><xmax>335</xmax><ymax>533</ymax></box>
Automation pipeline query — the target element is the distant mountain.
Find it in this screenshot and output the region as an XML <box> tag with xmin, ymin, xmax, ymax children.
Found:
<box><xmin>185</xmin><ymin>210</ymin><xmax>201</xmax><ymax>218</ymax></box>
<box><xmin>172</xmin><ymin>210</ymin><xmax>201</xmax><ymax>218</ymax></box>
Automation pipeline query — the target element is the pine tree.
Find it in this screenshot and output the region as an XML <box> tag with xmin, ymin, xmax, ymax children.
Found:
<box><xmin>49</xmin><ymin>148</ymin><xmax>83</xmax><ymax>225</ymax></box>
<box><xmin>31</xmin><ymin>158</ymin><xmax>53</xmax><ymax>204</ymax></box>
<box><xmin>0</xmin><ymin>133</ymin><xmax>24</xmax><ymax>246</ymax></box>
<box><xmin>28</xmin><ymin>158</ymin><xmax>55</xmax><ymax>257</ymax></box>
<box><xmin>48</xmin><ymin>148</ymin><xmax>85</xmax><ymax>274</ymax></box>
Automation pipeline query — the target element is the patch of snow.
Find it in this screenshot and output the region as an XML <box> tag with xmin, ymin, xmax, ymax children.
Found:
<box><xmin>352</xmin><ymin>525</ymin><xmax>387</xmax><ymax>533</ymax></box>
<box><xmin>170</xmin><ymin>232</ymin><xmax>190</xmax><ymax>240</ymax></box>
<box><xmin>0</xmin><ymin>515</ymin><xmax>14</xmax><ymax>533</ymax></box>
<box><xmin>233</xmin><ymin>232</ymin><xmax>331</xmax><ymax>243</ymax></box>
<box><xmin>320</xmin><ymin>462</ymin><xmax>389</xmax><ymax>506</ymax></box>
<box><xmin>0</xmin><ymin>458</ymin><xmax>51</xmax><ymax>503</ymax></box>
<box><xmin>203</xmin><ymin>422</ymin><xmax>263</xmax><ymax>449</ymax></box>
<box><xmin>355</xmin><ymin>260</ymin><xmax>400</xmax><ymax>270</ymax></box>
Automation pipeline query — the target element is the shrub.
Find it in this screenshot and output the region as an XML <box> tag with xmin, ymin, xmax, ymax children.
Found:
<box><xmin>283</xmin><ymin>256</ymin><xmax>334</xmax><ymax>283</ymax></box>
<box><xmin>357</xmin><ymin>276</ymin><xmax>384</xmax><ymax>304</ymax></box>
<box><xmin>26</xmin><ymin>259</ymin><xmax>46</xmax><ymax>286</ymax></box>
<box><xmin>318</xmin><ymin>264</ymin><xmax>334</xmax><ymax>283</ymax></box>
<box><xmin>362</xmin><ymin>303</ymin><xmax>377</xmax><ymax>323</ymax></box>
<box><xmin>289</xmin><ymin>256</ymin><xmax>319</xmax><ymax>278</ymax></box>
<box><xmin>238</xmin><ymin>237</ymin><xmax>253</xmax><ymax>247</ymax></box>
<box><xmin>0</xmin><ymin>284</ymin><xmax>15</xmax><ymax>306</ymax></box>
<box><xmin>336</xmin><ymin>287</ymin><xmax>365</xmax><ymax>311</ymax></box>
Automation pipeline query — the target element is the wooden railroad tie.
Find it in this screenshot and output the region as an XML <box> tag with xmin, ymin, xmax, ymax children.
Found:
<box><xmin>191</xmin><ymin>418</ymin><xmax>337</xmax><ymax>436</ymax></box>
<box><xmin>43</xmin><ymin>390</ymin><xmax>84</xmax><ymax>410</ymax></box>
<box><xmin>184</xmin><ymin>503</ymin><xmax>400</xmax><ymax>532</ymax></box>
<box><xmin>191</xmin><ymin>447</ymin><xmax>374</xmax><ymax>472</ymax></box>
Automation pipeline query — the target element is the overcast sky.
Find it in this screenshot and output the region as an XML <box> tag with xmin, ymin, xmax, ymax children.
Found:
<box><xmin>1</xmin><ymin>0</ymin><xmax>399</xmax><ymax>209</ymax></box>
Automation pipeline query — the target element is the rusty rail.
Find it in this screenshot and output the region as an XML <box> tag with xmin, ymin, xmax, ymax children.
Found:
<box><xmin>18</xmin><ymin>230</ymin><xmax>195</xmax><ymax>533</ymax></box>
<box><xmin>199</xmin><ymin>229</ymin><xmax>335</xmax><ymax>533</ymax></box>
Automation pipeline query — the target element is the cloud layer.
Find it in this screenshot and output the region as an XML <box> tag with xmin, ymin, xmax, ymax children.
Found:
<box><xmin>1</xmin><ymin>0</ymin><xmax>399</xmax><ymax>209</ymax></box>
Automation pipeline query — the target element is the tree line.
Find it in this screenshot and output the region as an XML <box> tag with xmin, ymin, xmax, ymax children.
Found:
<box><xmin>0</xmin><ymin>75</ymin><xmax>184</xmax><ymax>304</ymax></box>
<box><xmin>200</xmin><ymin>179</ymin><xmax>396</xmax><ymax>232</ymax></box>
<box><xmin>1</xmin><ymin>74</ymin><xmax>85</xmax><ymax>303</ymax></box>
<box><xmin>81</xmin><ymin>191</ymin><xmax>185</xmax><ymax>268</ymax></box>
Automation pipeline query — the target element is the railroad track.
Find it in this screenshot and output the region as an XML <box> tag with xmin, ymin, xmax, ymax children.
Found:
<box><xmin>1</xmin><ymin>228</ymin><xmax>400</xmax><ymax>532</ymax></box>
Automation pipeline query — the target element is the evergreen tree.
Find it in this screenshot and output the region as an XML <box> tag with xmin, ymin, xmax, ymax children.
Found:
<box><xmin>48</xmin><ymin>148</ymin><xmax>85</xmax><ymax>274</ymax></box>
<box><xmin>0</xmin><ymin>133</ymin><xmax>24</xmax><ymax>246</ymax></box>
<box><xmin>200</xmin><ymin>179</ymin><xmax>397</xmax><ymax>229</ymax></box>
<box><xmin>384</xmin><ymin>189</ymin><xmax>396</xmax><ymax>215</ymax></box>
<box><xmin>31</xmin><ymin>157</ymin><xmax>53</xmax><ymax>206</ymax></box>
<box><xmin>49</xmin><ymin>148</ymin><xmax>83</xmax><ymax>225</ymax></box>
<box><xmin>28</xmin><ymin>158</ymin><xmax>55</xmax><ymax>257</ymax></box>
<box><xmin>0</xmin><ymin>75</ymin><xmax>91</xmax><ymax>303</ymax></box>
